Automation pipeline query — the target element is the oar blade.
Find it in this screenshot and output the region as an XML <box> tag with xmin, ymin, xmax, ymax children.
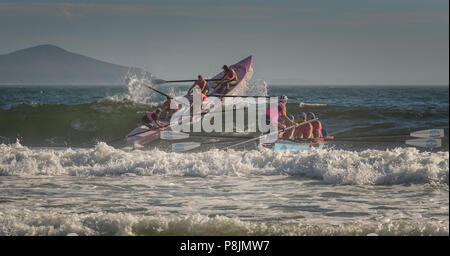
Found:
<box><xmin>405</xmin><ymin>138</ymin><xmax>442</xmax><ymax>148</ymax></box>
<box><xmin>161</xmin><ymin>131</ymin><xmax>189</xmax><ymax>140</ymax></box>
<box><xmin>171</xmin><ymin>142</ymin><xmax>201</xmax><ymax>152</ymax></box>
<box><xmin>151</xmin><ymin>78</ymin><xmax>166</xmax><ymax>85</ymax></box>
<box><xmin>410</xmin><ymin>129</ymin><xmax>444</xmax><ymax>138</ymax></box>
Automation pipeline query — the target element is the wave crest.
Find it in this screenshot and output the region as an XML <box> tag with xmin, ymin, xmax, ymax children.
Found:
<box><xmin>0</xmin><ymin>209</ymin><xmax>447</xmax><ymax>236</ymax></box>
<box><xmin>1</xmin><ymin>142</ymin><xmax>448</xmax><ymax>185</ymax></box>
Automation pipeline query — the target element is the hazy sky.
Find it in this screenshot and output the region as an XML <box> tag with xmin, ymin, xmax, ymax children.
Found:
<box><xmin>0</xmin><ymin>0</ymin><xmax>448</xmax><ymax>85</ymax></box>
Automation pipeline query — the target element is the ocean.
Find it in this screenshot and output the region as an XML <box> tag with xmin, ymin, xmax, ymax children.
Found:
<box><xmin>0</xmin><ymin>82</ymin><xmax>448</xmax><ymax>236</ymax></box>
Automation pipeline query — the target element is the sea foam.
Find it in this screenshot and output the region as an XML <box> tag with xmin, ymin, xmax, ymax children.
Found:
<box><xmin>0</xmin><ymin>141</ymin><xmax>448</xmax><ymax>185</ymax></box>
<box><xmin>0</xmin><ymin>209</ymin><xmax>447</xmax><ymax>236</ymax></box>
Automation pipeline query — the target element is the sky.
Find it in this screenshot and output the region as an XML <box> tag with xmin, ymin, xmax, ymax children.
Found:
<box><xmin>0</xmin><ymin>0</ymin><xmax>448</xmax><ymax>85</ymax></box>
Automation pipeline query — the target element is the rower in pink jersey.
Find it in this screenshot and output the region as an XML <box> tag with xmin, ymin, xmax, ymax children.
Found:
<box><xmin>214</xmin><ymin>65</ymin><xmax>238</xmax><ymax>94</ymax></box>
<box><xmin>265</xmin><ymin>95</ymin><xmax>297</xmax><ymax>134</ymax></box>
<box><xmin>307</xmin><ymin>112</ymin><xmax>323</xmax><ymax>138</ymax></box>
<box><xmin>188</xmin><ymin>75</ymin><xmax>209</xmax><ymax>95</ymax></box>
<box><xmin>141</xmin><ymin>108</ymin><xmax>165</xmax><ymax>129</ymax></box>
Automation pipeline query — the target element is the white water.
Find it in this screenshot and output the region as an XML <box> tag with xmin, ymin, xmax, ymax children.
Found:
<box><xmin>1</xmin><ymin>142</ymin><xmax>448</xmax><ymax>185</ymax></box>
<box><xmin>1</xmin><ymin>209</ymin><xmax>447</xmax><ymax>236</ymax></box>
<box><xmin>0</xmin><ymin>141</ymin><xmax>448</xmax><ymax>236</ymax></box>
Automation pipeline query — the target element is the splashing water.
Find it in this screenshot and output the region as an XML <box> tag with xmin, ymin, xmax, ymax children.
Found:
<box><xmin>247</xmin><ymin>79</ymin><xmax>268</xmax><ymax>96</ymax></box>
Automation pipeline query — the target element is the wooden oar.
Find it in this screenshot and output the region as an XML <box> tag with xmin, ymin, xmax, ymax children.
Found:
<box><xmin>161</xmin><ymin>131</ymin><xmax>254</xmax><ymax>140</ymax></box>
<box><xmin>208</xmin><ymin>94</ymin><xmax>300</xmax><ymax>100</ymax></box>
<box><xmin>405</xmin><ymin>138</ymin><xmax>442</xmax><ymax>148</ymax></box>
<box><xmin>144</xmin><ymin>84</ymin><xmax>172</xmax><ymax>99</ymax></box>
<box><xmin>223</xmin><ymin>119</ymin><xmax>319</xmax><ymax>150</ymax></box>
<box><xmin>334</xmin><ymin>129</ymin><xmax>445</xmax><ymax>148</ymax></box>
<box><xmin>171</xmin><ymin>142</ymin><xmax>201</xmax><ymax>152</ymax></box>
<box><xmin>335</xmin><ymin>129</ymin><xmax>445</xmax><ymax>140</ymax></box>
<box><xmin>410</xmin><ymin>129</ymin><xmax>444</xmax><ymax>138</ymax></box>
<box><xmin>152</xmin><ymin>78</ymin><xmax>222</xmax><ymax>85</ymax></box>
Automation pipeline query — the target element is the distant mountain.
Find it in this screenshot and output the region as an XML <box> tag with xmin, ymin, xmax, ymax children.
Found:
<box><xmin>0</xmin><ymin>45</ymin><xmax>147</xmax><ymax>85</ymax></box>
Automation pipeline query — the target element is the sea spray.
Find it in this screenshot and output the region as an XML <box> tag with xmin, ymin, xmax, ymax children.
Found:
<box><xmin>1</xmin><ymin>141</ymin><xmax>448</xmax><ymax>185</ymax></box>
<box><xmin>0</xmin><ymin>209</ymin><xmax>447</xmax><ymax>236</ymax></box>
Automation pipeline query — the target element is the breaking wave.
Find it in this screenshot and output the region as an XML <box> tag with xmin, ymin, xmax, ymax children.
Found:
<box><xmin>1</xmin><ymin>141</ymin><xmax>448</xmax><ymax>185</ymax></box>
<box><xmin>0</xmin><ymin>209</ymin><xmax>447</xmax><ymax>236</ymax></box>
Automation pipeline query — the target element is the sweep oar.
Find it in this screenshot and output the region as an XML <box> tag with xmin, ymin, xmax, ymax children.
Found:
<box><xmin>208</xmin><ymin>94</ymin><xmax>300</xmax><ymax>100</ymax></box>
<box><xmin>333</xmin><ymin>128</ymin><xmax>445</xmax><ymax>148</ymax></box>
<box><xmin>152</xmin><ymin>78</ymin><xmax>222</xmax><ymax>85</ymax></box>
<box><xmin>334</xmin><ymin>129</ymin><xmax>444</xmax><ymax>140</ymax></box>
<box><xmin>405</xmin><ymin>138</ymin><xmax>442</xmax><ymax>148</ymax></box>
<box><xmin>161</xmin><ymin>131</ymin><xmax>254</xmax><ymax>140</ymax></box>
<box><xmin>335</xmin><ymin>129</ymin><xmax>445</xmax><ymax>140</ymax></box>
<box><xmin>223</xmin><ymin>118</ymin><xmax>319</xmax><ymax>150</ymax></box>
<box><xmin>171</xmin><ymin>142</ymin><xmax>202</xmax><ymax>152</ymax></box>
<box><xmin>144</xmin><ymin>84</ymin><xmax>173</xmax><ymax>99</ymax></box>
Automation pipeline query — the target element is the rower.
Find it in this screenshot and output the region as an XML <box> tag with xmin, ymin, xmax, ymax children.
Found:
<box><xmin>213</xmin><ymin>65</ymin><xmax>238</xmax><ymax>95</ymax></box>
<box><xmin>296</xmin><ymin>112</ymin><xmax>313</xmax><ymax>139</ymax></box>
<box><xmin>160</xmin><ymin>97</ymin><xmax>178</xmax><ymax>120</ymax></box>
<box><xmin>280</xmin><ymin>114</ymin><xmax>296</xmax><ymax>138</ymax></box>
<box><xmin>188</xmin><ymin>75</ymin><xmax>209</xmax><ymax>95</ymax></box>
<box><xmin>265</xmin><ymin>95</ymin><xmax>297</xmax><ymax>128</ymax></box>
<box><xmin>277</xmin><ymin>116</ymin><xmax>286</xmax><ymax>138</ymax></box>
<box><xmin>306</xmin><ymin>112</ymin><xmax>323</xmax><ymax>138</ymax></box>
<box><xmin>142</xmin><ymin>108</ymin><xmax>165</xmax><ymax>129</ymax></box>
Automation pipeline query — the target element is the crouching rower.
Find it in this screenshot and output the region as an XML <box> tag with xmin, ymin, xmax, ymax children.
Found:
<box><xmin>280</xmin><ymin>114</ymin><xmax>296</xmax><ymax>138</ymax></box>
<box><xmin>265</xmin><ymin>95</ymin><xmax>297</xmax><ymax>128</ymax></box>
<box><xmin>159</xmin><ymin>97</ymin><xmax>179</xmax><ymax>121</ymax></box>
<box><xmin>213</xmin><ymin>65</ymin><xmax>238</xmax><ymax>95</ymax></box>
<box><xmin>306</xmin><ymin>112</ymin><xmax>330</xmax><ymax>138</ymax></box>
<box><xmin>188</xmin><ymin>75</ymin><xmax>209</xmax><ymax>95</ymax></box>
<box><xmin>186</xmin><ymin>75</ymin><xmax>208</xmax><ymax>106</ymax></box>
<box><xmin>142</xmin><ymin>108</ymin><xmax>165</xmax><ymax>129</ymax></box>
<box><xmin>296</xmin><ymin>112</ymin><xmax>313</xmax><ymax>139</ymax></box>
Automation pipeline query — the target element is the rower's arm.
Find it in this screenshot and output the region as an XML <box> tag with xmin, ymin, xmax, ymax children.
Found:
<box><xmin>317</xmin><ymin>122</ymin><xmax>323</xmax><ymax>137</ymax></box>
<box><xmin>281</xmin><ymin>112</ymin><xmax>297</xmax><ymax>126</ymax></box>
<box><xmin>187</xmin><ymin>82</ymin><xmax>197</xmax><ymax>93</ymax></box>
<box><xmin>306</xmin><ymin>124</ymin><xmax>313</xmax><ymax>139</ymax></box>
<box><xmin>231</xmin><ymin>71</ymin><xmax>237</xmax><ymax>80</ymax></box>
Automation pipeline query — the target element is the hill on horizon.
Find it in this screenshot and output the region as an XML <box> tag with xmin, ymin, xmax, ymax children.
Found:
<box><xmin>0</xmin><ymin>44</ymin><xmax>148</xmax><ymax>85</ymax></box>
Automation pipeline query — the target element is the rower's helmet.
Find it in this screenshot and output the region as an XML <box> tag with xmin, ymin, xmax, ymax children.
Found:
<box><xmin>307</xmin><ymin>112</ymin><xmax>315</xmax><ymax>119</ymax></box>
<box><xmin>298</xmin><ymin>112</ymin><xmax>306</xmax><ymax>118</ymax></box>
<box><xmin>279</xmin><ymin>95</ymin><xmax>288</xmax><ymax>101</ymax></box>
<box><xmin>287</xmin><ymin>114</ymin><xmax>294</xmax><ymax>120</ymax></box>
<box><xmin>156</xmin><ymin>108</ymin><xmax>162</xmax><ymax>113</ymax></box>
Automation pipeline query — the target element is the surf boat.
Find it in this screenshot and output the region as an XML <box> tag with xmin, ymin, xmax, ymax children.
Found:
<box><xmin>125</xmin><ymin>56</ymin><xmax>254</xmax><ymax>147</ymax></box>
